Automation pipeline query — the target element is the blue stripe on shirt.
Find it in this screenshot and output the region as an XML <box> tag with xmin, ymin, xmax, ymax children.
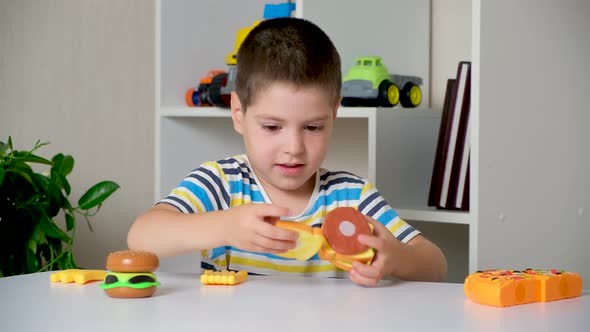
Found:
<box><xmin>306</xmin><ymin>188</ymin><xmax>362</xmax><ymax>216</ymax></box>
<box><xmin>178</xmin><ymin>180</ymin><xmax>214</xmax><ymax>212</ymax></box>
<box><xmin>189</xmin><ymin>173</ymin><xmax>223</xmax><ymax>210</ymax></box>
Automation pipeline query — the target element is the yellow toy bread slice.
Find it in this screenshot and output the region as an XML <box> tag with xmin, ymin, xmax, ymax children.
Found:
<box><xmin>200</xmin><ymin>270</ymin><xmax>248</xmax><ymax>285</ymax></box>
<box><xmin>318</xmin><ymin>237</ymin><xmax>374</xmax><ymax>271</ymax></box>
<box><xmin>50</xmin><ymin>269</ymin><xmax>107</xmax><ymax>285</ymax></box>
<box><xmin>464</xmin><ymin>269</ymin><xmax>583</xmax><ymax>307</ymax></box>
<box><xmin>274</xmin><ymin>220</ymin><xmax>324</xmax><ymax>261</ymax></box>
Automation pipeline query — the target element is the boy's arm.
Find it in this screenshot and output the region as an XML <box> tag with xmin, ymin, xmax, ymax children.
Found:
<box><xmin>127</xmin><ymin>203</ymin><xmax>229</xmax><ymax>257</ymax></box>
<box><xmin>390</xmin><ymin>234</ymin><xmax>447</xmax><ymax>282</ymax></box>
<box><xmin>127</xmin><ymin>203</ymin><xmax>298</xmax><ymax>258</ymax></box>
<box><xmin>354</xmin><ymin>219</ymin><xmax>448</xmax><ymax>284</ymax></box>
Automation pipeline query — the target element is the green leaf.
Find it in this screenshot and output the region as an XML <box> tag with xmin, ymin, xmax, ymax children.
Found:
<box><xmin>39</xmin><ymin>213</ymin><xmax>71</xmax><ymax>243</ymax></box>
<box><xmin>30</xmin><ymin>223</ymin><xmax>47</xmax><ymax>245</ymax></box>
<box><xmin>62</xmin><ymin>251</ymin><xmax>78</xmax><ymax>269</ymax></box>
<box><xmin>52</xmin><ymin>169</ymin><xmax>71</xmax><ymax>195</ymax></box>
<box><xmin>0</xmin><ymin>167</ymin><xmax>4</xmax><ymax>187</ymax></box>
<box><xmin>51</xmin><ymin>153</ymin><xmax>64</xmax><ymax>173</ymax></box>
<box><xmin>65</xmin><ymin>213</ymin><xmax>75</xmax><ymax>231</ymax></box>
<box><xmin>46</xmin><ymin>182</ymin><xmax>64</xmax><ymax>217</ymax></box>
<box><xmin>78</xmin><ymin>181</ymin><xmax>120</xmax><ymax>210</ymax></box>
<box><xmin>60</xmin><ymin>155</ymin><xmax>74</xmax><ymax>176</ymax></box>
<box><xmin>12</xmin><ymin>151</ymin><xmax>52</xmax><ymax>165</ymax></box>
<box><xmin>28</xmin><ymin>238</ymin><xmax>37</xmax><ymax>253</ymax></box>
<box><xmin>6</xmin><ymin>163</ymin><xmax>34</xmax><ymax>185</ymax></box>
<box><xmin>8</xmin><ymin>136</ymin><xmax>13</xmax><ymax>150</ymax></box>
<box><xmin>0</xmin><ymin>141</ymin><xmax>8</xmax><ymax>158</ymax></box>
<box><xmin>31</xmin><ymin>172</ymin><xmax>50</xmax><ymax>193</ymax></box>
<box><xmin>26</xmin><ymin>248</ymin><xmax>40</xmax><ymax>272</ymax></box>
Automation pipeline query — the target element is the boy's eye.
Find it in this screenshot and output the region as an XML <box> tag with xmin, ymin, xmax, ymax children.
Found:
<box><xmin>305</xmin><ymin>125</ymin><xmax>324</xmax><ymax>132</ymax></box>
<box><xmin>262</xmin><ymin>124</ymin><xmax>280</xmax><ymax>132</ymax></box>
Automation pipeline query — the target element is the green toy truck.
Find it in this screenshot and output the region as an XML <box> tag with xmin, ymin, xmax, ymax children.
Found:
<box><xmin>341</xmin><ymin>56</ymin><xmax>422</xmax><ymax>108</ymax></box>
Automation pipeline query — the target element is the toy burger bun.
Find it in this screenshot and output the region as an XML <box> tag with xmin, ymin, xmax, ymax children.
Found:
<box><xmin>100</xmin><ymin>250</ymin><xmax>161</xmax><ymax>298</ymax></box>
<box><xmin>274</xmin><ymin>220</ymin><xmax>324</xmax><ymax>261</ymax></box>
<box><xmin>319</xmin><ymin>207</ymin><xmax>375</xmax><ymax>271</ymax></box>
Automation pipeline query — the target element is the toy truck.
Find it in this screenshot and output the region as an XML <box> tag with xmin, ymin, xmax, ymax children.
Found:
<box><xmin>207</xmin><ymin>2</ymin><xmax>296</xmax><ymax>108</ymax></box>
<box><xmin>207</xmin><ymin>21</ymin><xmax>260</xmax><ymax>108</ymax></box>
<box><xmin>341</xmin><ymin>56</ymin><xmax>422</xmax><ymax>108</ymax></box>
<box><xmin>185</xmin><ymin>70</ymin><xmax>225</xmax><ymax>107</ymax></box>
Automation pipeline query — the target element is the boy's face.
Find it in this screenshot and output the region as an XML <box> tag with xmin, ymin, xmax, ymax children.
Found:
<box><xmin>231</xmin><ymin>83</ymin><xmax>338</xmax><ymax>196</ymax></box>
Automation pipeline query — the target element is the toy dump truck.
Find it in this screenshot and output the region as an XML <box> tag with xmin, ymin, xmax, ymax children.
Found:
<box><xmin>207</xmin><ymin>3</ymin><xmax>296</xmax><ymax>108</ymax></box>
<box><xmin>341</xmin><ymin>56</ymin><xmax>422</xmax><ymax>108</ymax></box>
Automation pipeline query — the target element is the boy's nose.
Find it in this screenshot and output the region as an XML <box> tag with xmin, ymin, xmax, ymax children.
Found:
<box><xmin>284</xmin><ymin>130</ymin><xmax>305</xmax><ymax>155</ymax></box>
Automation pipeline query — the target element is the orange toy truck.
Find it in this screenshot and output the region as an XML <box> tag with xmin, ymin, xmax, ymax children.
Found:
<box><xmin>185</xmin><ymin>69</ymin><xmax>226</xmax><ymax>107</ymax></box>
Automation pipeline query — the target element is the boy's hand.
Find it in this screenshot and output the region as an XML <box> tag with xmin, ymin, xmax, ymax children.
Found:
<box><xmin>222</xmin><ymin>203</ymin><xmax>298</xmax><ymax>254</ymax></box>
<box><xmin>348</xmin><ymin>216</ymin><xmax>405</xmax><ymax>287</ymax></box>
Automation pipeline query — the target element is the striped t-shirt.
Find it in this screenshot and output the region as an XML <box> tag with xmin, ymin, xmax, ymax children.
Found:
<box><xmin>160</xmin><ymin>155</ymin><xmax>420</xmax><ymax>277</ymax></box>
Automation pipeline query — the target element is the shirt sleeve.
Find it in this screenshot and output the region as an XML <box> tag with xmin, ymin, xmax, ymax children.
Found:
<box><xmin>357</xmin><ymin>181</ymin><xmax>421</xmax><ymax>243</ymax></box>
<box><xmin>158</xmin><ymin>161</ymin><xmax>231</xmax><ymax>214</ymax></box>
<box><xmin>158</xmin><ymin>161</ymin><xmax>232</xmax><ymax>263</ymax></box>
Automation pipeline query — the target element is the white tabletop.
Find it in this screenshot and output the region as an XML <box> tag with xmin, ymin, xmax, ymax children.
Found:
<box><xmin>1</xmin><ymin>271</ymin><xmax>588</xmax><ymax>332</ymax></box>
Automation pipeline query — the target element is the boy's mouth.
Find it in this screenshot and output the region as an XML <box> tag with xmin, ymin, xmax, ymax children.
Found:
<box><xmin>276</xmin><ymin>163</ymin><xmax>305</xmax><ymax>176</ymax></box>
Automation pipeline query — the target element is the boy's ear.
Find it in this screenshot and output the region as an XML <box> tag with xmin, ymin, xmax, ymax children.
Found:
<box><xmin>231</xmin><ymin>92</ymin><xmax>244</xmax><ymax>134</ymax></box>
<box><xmin>333</xmin><ymin>96</ymin><xmax>341</xmax><ymax>119</ymax></box>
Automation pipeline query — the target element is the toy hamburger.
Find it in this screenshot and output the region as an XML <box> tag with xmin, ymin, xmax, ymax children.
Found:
<box><xmin>100</xmin><ymin>250</ymin><xmax>161</xmax><ymax>298</ymax></box>
<box><xmin>318</xmin><ymin>207</ymin><xmax>375</xmax><ymax>270</ymax></box>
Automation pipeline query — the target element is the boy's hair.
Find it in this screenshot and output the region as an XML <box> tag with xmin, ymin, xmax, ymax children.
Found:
<box><xmin>236</xmin><ymin>17</ymin><xmax>341</xmax><ymax>111</ymax></box>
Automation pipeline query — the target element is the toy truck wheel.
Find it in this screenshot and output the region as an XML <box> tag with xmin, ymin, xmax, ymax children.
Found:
<box><xmin>185</xmin><ymin>88</ymin><xmax>198</xmax><ymax>107</ymax></box>
<box><xmin>378</xmin><ymin>80</ymin><xmax>399</xmax><ymax>107</ymax></box>
<box><xmin>197</xmin><ymin>83</ymin><xmax>211</xmax><ymax>106</ymax></box>
<box><xmin>208</xmin><ymin>73</ymin><xmax>231</xmax><ymax>108</ymax></box>
<box><xmin>400</xmin><ymin>82</ymin><xmax>422</xmax><ymax>108</ymax></box>
<box><xmin>341</xmin><ymin>97</ymin><xmax>362</xmax><ymax>107</ymax></box>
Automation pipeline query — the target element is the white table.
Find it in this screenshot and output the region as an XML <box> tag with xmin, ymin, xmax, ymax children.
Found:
<box><xmin>1</xmin><ymin>272</ymin><xmax>588</xmax><ymax>331</ymax></box>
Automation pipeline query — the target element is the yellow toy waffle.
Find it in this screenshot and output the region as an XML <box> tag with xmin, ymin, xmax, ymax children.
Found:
<box><xmin>464</xmin><ymin>269</ymin><xmax>583</xmax><ymax>307</ymax></box>
<box><xmin>50</xmin><ymin>269</ymin><xmax>107</xmax><ymax>285</ymax></box>
<box><xmin>200</xmin><ymin>269</ymin><xmax>248</xmax><ymax>286</ymax></box>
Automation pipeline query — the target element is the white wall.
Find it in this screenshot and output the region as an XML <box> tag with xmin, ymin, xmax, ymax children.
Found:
<box><xmin>477</xmin><ymin>0</ymin><xmax>590</xmax><ymax>281</ymax></box>
<box><xmin>0</xmin><ymin>0</ymin><xmax>155</xmax><ymax>269</ymax></box>
<box><xmin>0</xmin><ymin>0</ymin><xmax>470</xmax><ymax>273</ymax></box>
<box><xmin>431</xmin><ymin>0</ymin><xmax>472</xmax><ymax>109</ymax></box>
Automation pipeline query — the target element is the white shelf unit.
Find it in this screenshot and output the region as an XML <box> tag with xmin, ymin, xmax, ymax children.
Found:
<box><xmin>156</xmin><ymin>0</ymin><xmax>472</xmax><ymax>280</ymax></box>
<box><xmin>157</xmin><ymin>106</ymin><xmax>470</xmax><ymax>224</ymax></box>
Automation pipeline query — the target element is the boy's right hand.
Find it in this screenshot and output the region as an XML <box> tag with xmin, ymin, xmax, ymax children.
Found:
<box><xmin>221</xmin><ymin>204</ymin><xmax>298</xmax><ymax>254</ymax></box>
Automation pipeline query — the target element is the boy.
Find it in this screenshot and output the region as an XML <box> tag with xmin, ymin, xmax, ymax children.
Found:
<box><xmin>128</xmin><ymin>17</ymin><xmax>447</xmax><ymax>286</ymax></box>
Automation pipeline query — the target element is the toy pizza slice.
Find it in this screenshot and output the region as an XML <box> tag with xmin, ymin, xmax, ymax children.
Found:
<box><xmin>464</xmin><ymin>269</ymin><xmax>583</xmax><ymax>307</ymax></box>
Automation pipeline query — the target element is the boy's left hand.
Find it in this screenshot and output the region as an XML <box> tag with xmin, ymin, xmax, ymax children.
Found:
<box><xmin>348</xmin><ymin>216</ymin><xmax>404</xmax><ymax>287</ymax></box>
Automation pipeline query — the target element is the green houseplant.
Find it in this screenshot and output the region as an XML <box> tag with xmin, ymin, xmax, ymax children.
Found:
<box><xmin>0</xmin><ymin>137</ymin><xmax>120</xmax><ymax>277</ymax></box>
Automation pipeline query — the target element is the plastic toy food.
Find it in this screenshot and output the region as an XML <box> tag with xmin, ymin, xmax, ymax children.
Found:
<box><xmin>100</xmin><ymin>250</ymin><xmax>161</xmax><ymax>298</ymax></box>
<box><xmin>201</xmin><ymin>269</ymin><xmax>248</xmax><ymax>285</ymax></box>
<box><xmin>274</xmin><ymin>220</ymin><xmax>324</xmax><ymax>260</ymax></box>
<box><xmin>273</xmin><ymin>208</ymin><xmax>376</xmax><ymax>270</ymax></box>
<box><xmin>341</xmin><ymin>56</ymin><xmax>422</xmax><ymax>108</ymax></box>
<box><xmin>318</xmin><ymin>207</ymin><xmax>375</xmax><ymax>271</ymax></box>
<box><xmin>464</xmin><ymin>269</ymin><xmax>583</xmax><ymax>307</ymax></box>
<box><xmin>50</xmin><ymin>269</ymin><xmax>107</xmax><ymax>285</ymax></box>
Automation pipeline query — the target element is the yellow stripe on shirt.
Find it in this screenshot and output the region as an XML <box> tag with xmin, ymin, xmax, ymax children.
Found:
<box><xmin>388</xmin><ymin>217</ymin><xmax>406</xmax><ymax>233</ymax></box>
<box><xmin>228</xmin><ymin>256</ymin><xmax>339</xmax><ymax>274</ymax></box>
<box><xmin>172</xmin><ymin>188</ymin><xmax>205</xmax><ymax>213</ymax></box>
